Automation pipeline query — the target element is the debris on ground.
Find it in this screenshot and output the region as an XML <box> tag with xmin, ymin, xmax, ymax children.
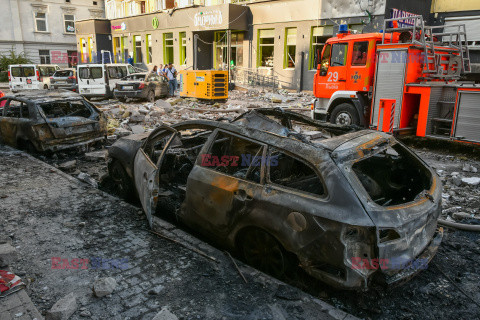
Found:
<box><xmin>45</xmin><ymin>292</ymin><xmax>77</xmax><ymax>320</ymax></box>
<box><xmin>92</xmin><ymin>277</ymin><xmax>117</xmax><ymax>297</ymax></box>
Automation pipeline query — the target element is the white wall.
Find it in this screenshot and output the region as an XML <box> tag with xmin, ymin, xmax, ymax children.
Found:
<box><xmin>0</xmin><ymin>0</ymin><xmax>106</xmax><ymax>66</ymax></box>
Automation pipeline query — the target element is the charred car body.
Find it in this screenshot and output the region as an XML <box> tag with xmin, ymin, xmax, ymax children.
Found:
<box><xmin>0</xmin><ymin>90</ymin><xmax>107</xmax><ymax>152</ymax></box>
<box><xmin>107</xmin><ymin>109</ymin><xmax>442</xmax><ymax>289</ymax></box>
<box><xmin>50</xmin><ymin>69</ymin><xmax>78</xmax><ymax>92</ymax></box>
<box><xmin>114</xmin><ymin>73</ymin><xmax>168</xmax><ymax>102</ymax></box>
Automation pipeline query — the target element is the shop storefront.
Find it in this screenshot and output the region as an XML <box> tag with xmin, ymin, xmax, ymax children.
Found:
<box><xmin>76</xmin><ymin>0</ymin><xmax>432</xmax><ymax>90</ymax></box>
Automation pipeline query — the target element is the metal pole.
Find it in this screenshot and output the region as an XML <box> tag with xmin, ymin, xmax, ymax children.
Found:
<box><xmin>227</xmin><ymin>29</ymin><xmax>231</xmax><ymax>84</ymax></box>
<box><xmin>298</xmin><ymin>51</ymin><xmax>304</xmax><ymax>92</ymax></box>
<box><xmin>193</xmin><ymin>34</ymin><xmax>198</xmax><ymax>70</ymax></box>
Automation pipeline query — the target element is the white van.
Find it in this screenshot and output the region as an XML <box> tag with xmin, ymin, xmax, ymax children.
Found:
<box><xmin>77</xmin><ymin>64</ymin><xmax>137</xmax><ymax>98</ymax></box>
<box><xmin>9</xmin><ymin>64</ymin><xmax>60</xmax><ymax>91</ymax></box>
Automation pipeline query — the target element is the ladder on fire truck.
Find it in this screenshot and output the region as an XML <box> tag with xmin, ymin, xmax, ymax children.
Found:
<box><xmin>382</xmin><ymin>16</ymin><xmax>471</xmax><ymax>80</ymax></box>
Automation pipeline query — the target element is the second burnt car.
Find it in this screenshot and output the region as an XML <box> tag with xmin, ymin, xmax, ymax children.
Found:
<box><xmin>50</xmin><ymin>69</ymin><xmax>78</xmax><ymax>92</ymax></box>
<box><xmin>0</xmin><ymin>90</ymin><xmax>107</xmax><ymax>152</ymax></box>
<box><xmin>107</xmin><ymin>109</ymin><xmax>443</xmax><ymax>289</ymax></box>
<box><xmin>114</xmin><ymin>73</ymin><xmax>168</xmax><ymax>102</ymax></box>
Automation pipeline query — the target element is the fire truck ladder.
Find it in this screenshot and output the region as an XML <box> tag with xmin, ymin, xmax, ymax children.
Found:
<box><xmin>426</xmin><ymin>24</ymin><xmax>471</xmax><ymax>75</ymax></box>
<box><xmin>382</xmin><ymin>16</ymin><xmax>471</xmax><ymax>79</ymax></box>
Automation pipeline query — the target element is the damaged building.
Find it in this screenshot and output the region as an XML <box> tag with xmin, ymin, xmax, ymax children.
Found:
<box><xmin>75</xmin><ymin>0</ymin><xmax>433</xmax><ymax>91</ymax></box>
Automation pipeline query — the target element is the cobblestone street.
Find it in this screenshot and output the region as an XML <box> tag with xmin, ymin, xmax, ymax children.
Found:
<box><xmin>0</xmin><ymin>146</ymin><xmax>355</xmax><ymax>320</ymax></box>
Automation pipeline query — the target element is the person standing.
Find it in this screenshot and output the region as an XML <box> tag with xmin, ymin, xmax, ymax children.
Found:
<box><xmin>127</xmin><ymin>55</ymin><xmax>134</xmax><ymax>66</ymax></box>
<box><xmin>157</xmin><ymin>64</ymin><xmax>163</xmax><ymax>76</ymax></box>
<box><xmin>152</xmin><ymin>65</ymin><xmax>158</xmax><ymax>75</ymax></box>
<box><xmin>165</xmin><ymin>64</ymin><xmax>177</xmax><ymax>96</ymax></box>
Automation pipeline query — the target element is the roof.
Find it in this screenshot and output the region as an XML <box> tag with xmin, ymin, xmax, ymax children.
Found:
<box><xmin>326</xmin><ymin>32</ymin><xmax>390</xmax><ymax>43</ymax></box>
<box><xmin>3</xmin><ymin>90</ymin><xmax>84</xmax><ymax>103</ymax></box>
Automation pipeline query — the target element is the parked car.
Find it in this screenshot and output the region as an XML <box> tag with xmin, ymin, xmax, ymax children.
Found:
<box><xmin>107</xmin><ymin>109</ymin><xmax>443</xmax><ymax>289</ymax></box>
<box><xmin>9</xmin><ymin>64</ymin><xmax>60</xmax><ymax>91</ymax></box>
<box><xmin>0</xmin><ymin>90</ymin><xmax>107</xmax><ymax>152</ymax></box>
<box><xmin>50</xmin><ymin>69</ymin><xmax>78</xmax><ymax>92</ymax></box>
<box><xmin>114</xmin><ymin>73</ymin><xmax>168</xmax><ymax>102</ymax></box>
<box><xmin>77</xmin><ymin>64</ymin><xmax>137</xmax><ymax>98</ymax></box>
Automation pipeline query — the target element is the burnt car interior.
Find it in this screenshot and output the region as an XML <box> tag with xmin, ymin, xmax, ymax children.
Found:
<box><xmin>40</xmin><ymin>101</ymin><xmax>93</xmax><ymax>119</ymax></box>
<box><xmin>269</xmin><ymin>148</ymin><xmax>325</xmax><ymax>196</ymax></box>
<box><xmin>2</xmin><ymin>100</ymin><xmax>29</xmax><ymax>118</ymax></box>
<box><xmin>352</xmin><ymin>144</ymin><xmax>432</xmax><ymax>206</ymax></box>
<box><xmin>148</xmin><ymin>129</ymin><xmax>213</xmax><ymax>217</ymax></box>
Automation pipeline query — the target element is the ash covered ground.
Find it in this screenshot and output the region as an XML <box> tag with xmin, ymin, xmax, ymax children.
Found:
<box><xmin>31</xmin><ymin>89</ymin><xmax>480</xmax><ymax>319</ymax></box>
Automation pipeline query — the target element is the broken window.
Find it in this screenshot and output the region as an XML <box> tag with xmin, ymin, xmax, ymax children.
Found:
<box><xmin>268</xmin><ymin>148</ymin><xmax>325</xmax><ymax>196</ymax></box>
<box><xmin>39</xmin><ymin>101</ymin><xmax>92</xmax><ymax>118</ymax></box>
<box><xmin>204</xmin><ymin>131</ymin><xmax>264</xmax><ymax>183</ymax></box>
<box><xmin>3</xmin><ymin>100</ymin><xmax>25</xmax><ymax>118</ymax></box>
<box><xmin>352</xmin><ymin>143</ymin><xmax>432</xmax><ymax>206</ymax></box>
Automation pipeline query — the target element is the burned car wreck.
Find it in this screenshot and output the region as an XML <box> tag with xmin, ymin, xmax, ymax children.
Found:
<box><xmin>107</xmin><ymin>108</ymin><xmax>443</xmax><ymax>289</ymax></box>
<box><xmin>0</xmin><ymin>90</ymin><xmax>107</xmax><ymax>152</ymax></box>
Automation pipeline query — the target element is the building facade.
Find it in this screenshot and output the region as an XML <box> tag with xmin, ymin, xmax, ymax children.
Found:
<box><xmin>430</xmin><ymin>0</ymin><xmax>480</xmax><ymax>80</ymax></box>
<box><xmin>0</xmin><ymin>0</ymin><xmax>105</xmax><ymax>67</ymax></box>
<box><xmin>76</xmin><ymin>0</ymin><xmax>435</xmax><ymax>90</ymax></box>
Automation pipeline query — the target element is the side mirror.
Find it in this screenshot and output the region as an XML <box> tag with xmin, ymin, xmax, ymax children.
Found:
<box><xmin>320</xmin><ymin>69</ymin><xmax>327</xmax><ymax>76</ymax></box>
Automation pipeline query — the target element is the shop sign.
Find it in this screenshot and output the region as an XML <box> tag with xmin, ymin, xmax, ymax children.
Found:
<box><xmin>152</xmin><ymin>17</ymin><xmax>159</xmax><ymax>29</ymax></box>
<box><xmin>391</xmin><ymin>8</ymin><xmax>417</xmax><ymax>27</ymax></box>
<box><xmin>112</xmin><ymin>22</ymin><xmax>126</xmax><ymax>31</ymax></box>
<box><xmin>194</xmin><ymin>10</ymin><xmax>223</xmax><ymax>28</ymax></box>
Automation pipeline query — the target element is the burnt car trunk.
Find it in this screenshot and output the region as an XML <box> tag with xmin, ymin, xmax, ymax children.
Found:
<box><xmin>116</xmin><ymin>81</ymin><xmax>144</xmax><ymax>91</ymax></box>
<box><xmin>331</xmin><ymin>132</ymin><xmax>442</xmax><ymax>286</ymax></box>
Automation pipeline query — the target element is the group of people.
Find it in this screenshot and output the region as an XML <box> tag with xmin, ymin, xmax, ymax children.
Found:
<box><xmin>152</xmin><ymin>64</ymin><xmax>177</xmax><ymax>97</ymax></box>
<box><xmin>126</xmin><ymin>55</ymin><xmax>178</xmax><ymax>97</ymax></box>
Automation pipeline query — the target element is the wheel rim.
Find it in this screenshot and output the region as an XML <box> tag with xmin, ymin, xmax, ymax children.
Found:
<box><xmin>241</xmin><ymin>229</ymin><xmax>286</xmax><ymax>277</ymax></box>
<box><xmin>335</xmin><ymin>112</ymin><xmax>353</xmax><ymax>125</ymax></box>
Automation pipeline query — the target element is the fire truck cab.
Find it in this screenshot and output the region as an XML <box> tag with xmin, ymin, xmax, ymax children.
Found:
<box><xmin>312</xmin><ymin>28</ymin><xmax>387</xmax><ymax>126</ymax></box>
<box><xmin>313</xmin><ymin>16</ymin><xmax>480</xmax><ymax>145</ymax></box>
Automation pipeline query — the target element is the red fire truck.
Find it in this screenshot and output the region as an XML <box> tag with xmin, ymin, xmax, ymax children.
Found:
<box><xmin>312</xmin><ymin>16</ymin><xmax>480</xmax><ymax>144</ymax></box>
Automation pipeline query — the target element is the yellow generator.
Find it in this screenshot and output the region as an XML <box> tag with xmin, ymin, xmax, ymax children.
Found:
<box><xmin>179</xmin><ymin>70</ymin><xmax>228</xmax><ymax>101</ymax></box>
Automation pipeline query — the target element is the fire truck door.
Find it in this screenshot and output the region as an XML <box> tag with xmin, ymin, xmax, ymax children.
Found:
<box><xmin>317</xmin><ymin>43</ymin><xmax>347</xmax><ymax>97</ymax></box>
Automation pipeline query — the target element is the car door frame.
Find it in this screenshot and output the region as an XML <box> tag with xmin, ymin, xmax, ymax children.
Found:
<box><xmin>181</xmin><ymin>128</ymin><xmax>267</xmax><ymax>240</ymax></box>
<box><xmin>134</xmin><ymin>125</ymin><xmax>178</xmax><ymax>227</ymax></box>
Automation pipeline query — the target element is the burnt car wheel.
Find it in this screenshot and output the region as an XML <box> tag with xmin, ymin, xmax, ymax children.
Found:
<box><xmin>147</xmin><ymin>90</ymin><xmax>155</xmax><ymax>102</ymax></box>
<box><xmin>108</xmin><ymin>160</ymin><xmax>133</xmax><ymax>199</ymax></box>
<box><xmin>239</xmin><ymin>228</ymin><xmax>291</xmax><ymax>279</ymax></box>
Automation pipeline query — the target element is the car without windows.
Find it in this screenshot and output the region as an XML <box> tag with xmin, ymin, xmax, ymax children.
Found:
<box><xmin>0</xmin><ymin>90</ymin><xmax>107</xmax><ymax>152</ymax></box>
<box><xmin>107</xmin><ymin>108</ymin><xmax>443</xmax><ymax>290</ymax></box>
<box><xmin>114</xmin><ymin>73</ymin><xmax>168</xmax><ymax>102</ymax></box>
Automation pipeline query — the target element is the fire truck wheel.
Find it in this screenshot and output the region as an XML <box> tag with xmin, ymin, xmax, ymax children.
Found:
<box><xmin>330</xmin><ymin>103</ymin><xmax>359</xmax><ymax>126</ymax></box>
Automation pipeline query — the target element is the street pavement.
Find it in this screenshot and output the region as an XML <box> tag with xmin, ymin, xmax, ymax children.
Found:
<box><xmin>0</xmin><ymin>145</ymin><xmax>358</xmax><ymax>320</ymax></box>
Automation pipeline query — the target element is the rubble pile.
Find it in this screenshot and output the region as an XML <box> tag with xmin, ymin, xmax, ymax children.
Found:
<box><xmin>97</xmin><ymin>88</ymin><xmax>313</xmax><ymax>138</ymax></box>
<box><xmin>423</xmin><ymin>152</ymin><xmax>480</xmax><ymax>223</ymax></box>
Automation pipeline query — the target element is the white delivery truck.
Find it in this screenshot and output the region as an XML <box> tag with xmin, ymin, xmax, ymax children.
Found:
<box><xmin>9</xmin><ymin>64</ymin><xmax>60</xmax><ymax>91</ymax></box>
<box><xmin>77</xmin><ymin>64</ymin><xmax>138</xmax><ymax>98</ymax></box>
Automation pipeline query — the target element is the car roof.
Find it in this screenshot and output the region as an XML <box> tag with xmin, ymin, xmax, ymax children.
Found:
<box><xmin>145</xmin><ymin>109</ymin><xmax>390</xmax><ymax>154</ymax></box>
<box><xmin>2</xmin><ymin>90</ymin><xmax>84</xmax><ymax>103</ymax></box>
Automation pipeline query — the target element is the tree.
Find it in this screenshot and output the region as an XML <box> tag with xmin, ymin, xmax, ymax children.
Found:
<box><xmin>0</xmin><ymin>48</ymin><xmax>32</xmax><ymax>82</ymax></box>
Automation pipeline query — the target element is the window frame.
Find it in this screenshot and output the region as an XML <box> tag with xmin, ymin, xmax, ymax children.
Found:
<box><xmin>266</xmin><ymin>146</ymin><xmax>327</xmax><ymax>198</ymax></box>
<box><xmin>163</xmin><ymin>33</ymin><xmax>174</xmax><ymax>64</ymax></box>
<box><xmin>330</xmin><ymin>42</ymin><xmax>349</xmax><ymax>67</ymax></box>
<box><xmin>199</xmin><ymin>129</ymin><xmax>267</xmax><ymax>185</ymax></box>
<box><xmin>284</xmin><ymin>27</ymin><xmax>297</xmax><ymax>69</ymax></box>
<box><xmin>39</xmin><ymin>50</ymin><xmax>51</xmax><ymax>64</ymax></box>
<box><xmin>179</xmin><ymin>31</ymin><xmax>187</xmax><ymax>66</ymax></box>
<box><xmin>64</xmin><ymin>14</ymin><xmax>75</xmax><ymax>34</ymax></box>
<box><xmin>257</xmin><ymin>29</ymin><xmax>275</xmax><ymax>68</ymax></box>
<box><xmin>34</xmin><ymin>11</ymin><xmax>48</xmax><ymax>32</ymax></box>
<box><xmin>309</xmin><ymin>26</ymin><xmax>333</xmax><ymax>70</ymax></box>
<box><xmin>146</xmin><ymin>34</ymin><xmax>152</xmax><ymax>64</ymax></box>
<box><xmin>134</xmin><ymin>35</ymin><xmax>142</xmax><ymax>63</ymax></box>
<box><xmin>351</xmin><ymin>41</ymin><xmax>369</xmax><ymax>66</ymax></box>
